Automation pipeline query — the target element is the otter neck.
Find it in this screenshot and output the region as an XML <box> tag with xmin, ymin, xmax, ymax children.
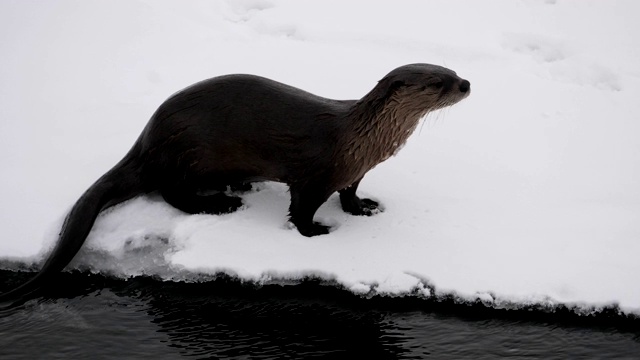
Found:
<box><xmin>340</xmin><ymin>87</ymin><xmax>428</xmax><ymax>177</ymax></box>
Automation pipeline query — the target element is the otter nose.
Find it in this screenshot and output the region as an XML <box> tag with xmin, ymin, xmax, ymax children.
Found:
<box><xmin>459</xmin><ymin>80</ymin><xmax>470</xmax><ymax>93</ymax></box>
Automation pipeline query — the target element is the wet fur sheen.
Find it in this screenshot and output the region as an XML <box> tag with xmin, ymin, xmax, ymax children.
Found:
<box><xmin>0</xmin><ymin>63</ymin><xmax>470</xmax><ymax>303</ymax></box>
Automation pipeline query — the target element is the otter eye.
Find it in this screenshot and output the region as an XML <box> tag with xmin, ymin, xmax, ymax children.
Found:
<box><xmin>431</xmin><ymin>80</ymin><xmax>443</xmax><ymax>89</ymax></box>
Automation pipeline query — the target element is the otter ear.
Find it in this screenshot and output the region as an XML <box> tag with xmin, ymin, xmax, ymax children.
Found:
<box><xmin>390</xmin><ymin>80</ymin><xmax>405</xmax><ymax>90</ymax></box>
<box><xmin>384</xmin><ymin>80</ymin><xmax>405</xmax><ymax>97</ymax></box>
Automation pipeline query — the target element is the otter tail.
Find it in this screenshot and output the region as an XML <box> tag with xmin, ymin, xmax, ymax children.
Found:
<box><xmin>0</xmin><ymin>148</ymin><xmax>145</xmax><ymax>305</ymax></box>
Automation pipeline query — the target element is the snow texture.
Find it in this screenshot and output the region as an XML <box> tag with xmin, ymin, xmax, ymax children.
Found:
<box><xmin>1</xmin><ymin>0</ymin><xmax>639</xmax><ymax>315</ymax></box>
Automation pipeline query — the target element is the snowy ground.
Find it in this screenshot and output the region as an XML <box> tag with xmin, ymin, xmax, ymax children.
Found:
<box><xmin>1</xmin><ymin>1</ymin><xmax>639</xmax><ymax>315</ymax></box>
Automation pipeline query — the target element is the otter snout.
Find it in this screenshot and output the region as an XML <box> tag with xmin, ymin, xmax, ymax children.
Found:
<box><xmin>459</xmin><ymin>79</ymin><xmax>470</xmax><ymax>93</ymax></box>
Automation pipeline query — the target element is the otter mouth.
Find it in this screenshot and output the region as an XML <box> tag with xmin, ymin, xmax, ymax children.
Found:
<box><xmin>435</xmin><ymin>78</ymin><xmax>470</xmax><ymax>109</ymax></box>
<box><xmin>451</xmin><ymin>78</ymin><xmax>471</xmax><ymax>102</ymax></box>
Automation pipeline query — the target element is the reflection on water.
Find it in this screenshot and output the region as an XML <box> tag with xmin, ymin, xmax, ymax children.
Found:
<box><xmin>0</xmin><ymin>271</ymin><xmax>639</xmax><ymax>359</ymax></box>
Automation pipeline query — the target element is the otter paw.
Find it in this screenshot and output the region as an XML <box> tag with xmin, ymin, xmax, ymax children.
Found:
<box><xmin>205</xmin><ymin>193</ymin><xmax>243</xmax><ymax>214</ymax></box>
<box><xmin>342</xmin><ymin>197</ymin><xmax>381</xmax><ymax>216</ymax></box>
<box><xmin>294</xmin><ymin>221</ymin><xmax>331</xmax><ymax>237</ymax></box>
<box><xmin>229</xmin><ymin>182</ymin><xmax>253</xmax><ymax>193</ymax></box>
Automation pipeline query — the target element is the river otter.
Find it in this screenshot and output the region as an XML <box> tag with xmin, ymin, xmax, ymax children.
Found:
<box><xmin>0</xmin><ymin>63</ymin><xmax>470</xmax><ymax>302</ymax></box>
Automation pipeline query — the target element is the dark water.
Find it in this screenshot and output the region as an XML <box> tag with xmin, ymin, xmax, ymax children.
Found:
<box><xmin>1</xmin><ymin>271</ymin><xmax>639</xmax><ymax>359</ymax></box>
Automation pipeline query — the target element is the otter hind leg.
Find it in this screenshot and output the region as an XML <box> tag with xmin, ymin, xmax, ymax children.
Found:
<box><xmin>161</xmin><ymin>186</ymin><xmax>243</xmax><ymax>215</ymax></box>
<box><xmin>288</xmin><ymin>183</ymin><xmax>333</xmax><ymax>237</ymax></box>
<box><xmin>339</xmin><ymin>179</ymin><xmax>381</xmax><ymax>216</ymax></box>
<box><xmin>229</xmin><ymin>182</ymin><xmax>253</xmax><ymax>193</ymax></box>
<box><xmin>211</xmin><ymin>182</ymin><xmax>254</xmax><ymax>194</ymax></box>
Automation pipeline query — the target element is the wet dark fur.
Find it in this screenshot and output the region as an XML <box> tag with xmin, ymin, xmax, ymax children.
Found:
<box><xmin>0</xmin><ymin>63</ymin><xmax>470</xmax><ymax>303</ymax></box>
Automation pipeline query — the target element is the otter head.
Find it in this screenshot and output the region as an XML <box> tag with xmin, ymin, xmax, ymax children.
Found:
<box><xmin>379</xmin><ymin>63</ymin><xmax>471</xmax><ymax>116</ymax></box>
<box><xmin>346</xmin><ymin>64</ymin><xmax>471</xmax><ymax>173</ymax></box>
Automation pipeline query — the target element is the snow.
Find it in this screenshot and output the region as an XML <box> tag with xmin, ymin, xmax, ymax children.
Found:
<box><xmin>1</xmin><ymin>0</ymin><xmax>639</xmax><ymax>315</ymax></box>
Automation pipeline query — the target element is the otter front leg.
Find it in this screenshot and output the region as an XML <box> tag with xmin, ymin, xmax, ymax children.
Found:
<box><xmin>339</xmin><ymin>178</ymin><xmax>381</xmax><ymax>216</ymax></box>
<box><xmin>289</xmin><ymin>183</ymin><xmax>333</xmax><ymax>237</ymax></box>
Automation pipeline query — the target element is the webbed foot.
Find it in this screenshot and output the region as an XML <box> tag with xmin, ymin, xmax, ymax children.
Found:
<box><xmin>341</xmin><ymin>196</ymin><xmax>381</xmax><ymax>216</ymax></box>
<box><xmin>292</xmin><ymin>221</ymin><xmax>331</xmax><ymax>237</ymax></box>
